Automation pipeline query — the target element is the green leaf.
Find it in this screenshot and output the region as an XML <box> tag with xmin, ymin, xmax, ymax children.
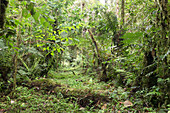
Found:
<box><xmin>51</xmin><ymin>36</ymin><xmax>56</xmax><ymax>41</ymax></box>
<box><xmin>116</xmin><ymin>69</ymin><xmax>126</xmax><ymax>73</ymax></box>
<box><xmin>44</xmin><ymin>22</ymin><xmax>49</xmax><ymax>27</ymax></box>
<box><xmin>47</xmin><ymin>46</ymin><xmax>49</xmax><ymax>51</ymax></box>
<box><xmin>18</xmin><ymin>56</ymin><xmax>29</xmax><ymax>71</ymax></box>
<box><xmin>121</xmin><ymin>32</ymin><xmax>143</xmax><ymax>46</ymax></box>
<box><xmin>40</xmin><ymin>17</ymin><xmax>46</xmax><ymax>24</ymax></box>
<box><xmin>60</xmin><ymin>31</ymin><xmax>68</xmax><ymax>38</ymax></box>
<box><xmin>47</xmin><ymin>15</ymin><xmax>55</xmax><ymax>22</ymax></box>
<box><xmin>33</xmin><ymin>12</ymin><xmax>40</xmax><ymax>23</ymax></box>
<box><xmin>14</xmin><ymin>20</ymin><xmax>23</xmax><ymax>26</ymax></box>
<box><xmin>51</xmin><ymin>51</ymin><xmax>54</xmax><ymax>56</ymax></box>
<box><xmin>55</xmin><ymin>40</ymin><xmax>61</xmax><ymax>43</ymax></box>
<box><xmin>37</xmin><ymin>43</ymin><xmax>44</xmax><ymax>47</ymax></box>
<box><xmin>22</xmin><ymin>8</ymin><xmax>28</xmax><ymax>18</ymax></box>
<box><xmin>23</xmin><ymin>1</ymin><xmax>27</xmax><ymax>5</ymax></box>
<box><xmin>57</xmin><ymin>48</ymin><xmax>61</xmax><ymax>53</ymax></box>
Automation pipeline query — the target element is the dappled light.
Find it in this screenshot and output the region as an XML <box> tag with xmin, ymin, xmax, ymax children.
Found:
<box><xmin>0</xmin><ymin>0</ymin><xmax>169</xmax><ymax>112</ymax></box>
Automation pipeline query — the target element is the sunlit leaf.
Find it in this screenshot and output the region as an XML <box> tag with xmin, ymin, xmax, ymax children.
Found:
<box><xmin>43</xmin><ymin>47</ymin><xmax>46</xmax><ymax>51</ymax></box>
<box><xmin>14</xmin><ymin>20</ymin><xmax>23</xmax><ymax>26</ymax></box>
<box><xmin>33</xmin><ymin>12</ymin><xmax>40</xmax><ymax>23</ymax></box>
<box><xmin>123</xmin><ymin>100</ymin><xmax>133</xmax><ymax>107</ymax></box>
<box><xmin>55</xmin><ymin>40</ymin><xmax>60</xmax><ymax>43</ymax></box>
<box><xmin>40</xmin><ymin>17</ymin><xmax>46</xmax><ymax>24</ymax></box>
<box><xmin>22</xmin><ymin>8</ymin><xmax>28</xmax><ymax>18</ymax></box>
<box><xmin>51</xmin><ymin>52</ymin><xmax>54</xmax><ymax>56</ymax></box>
<box><xmin>116</xmin><ymin>69</ymin><xmax>125</xmax><ymax>73</ymax></box>
<box><xmin>121</xmin><ymin>32</ymin><xmax>143</xmax><ymax>46</ymax></box>
<box><xmin>47</xmin><ymin>15</ymin><xmax>55</xmax><ymax>22</ymax></box>
<box><xmin>57</xmin><ymin>48</ymin><xmax>61</xmax><ymax>53</ymax></box>
<box><xmin>44</xmin><ymin>22</ymin><xmax>49</xmax><ymax>27</ymax></box>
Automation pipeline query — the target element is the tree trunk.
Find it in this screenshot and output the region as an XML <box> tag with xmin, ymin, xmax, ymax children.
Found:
<box><xmin>139</xmin><ymin>0</ymin><xmax>169</xmax><ymax>107</ymax></box>
<box><xmin>120</xmin><ymin>0</ymin><xmax>124</xmax><ymax>29</ymax></box>
<box><xmin>115</xmin><ymin>0</ymin><xmax>119</xmax><ymax>22</ymax></box>
<box><xmin>0</xmin><ymin>0</ymin><xmax>8</xmax><ymax>30</ymax></box>
<box><xmin>156</xmin><ymin>0</ymin><xmax>170</xmax><ymax>105</ymax></box>
<box><xmin>105</xmin><ymin>0</ymin><xmax>108</xmax><ymax>4</ymax></box>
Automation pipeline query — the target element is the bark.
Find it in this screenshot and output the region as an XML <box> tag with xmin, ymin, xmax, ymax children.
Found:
<box><xmin>13</xmin><ymin>4</ymin><xmax>22</xmax><ymax>92</ymax></box>
<box><xmin>88</xmin><ymin>29</ymin><xmax>111</xmax><ymax>82</ymax></box>
<box><xmin>155</xmin><ymin>0</ymin><xmax>169</xmax><ymax>77</ymax></box>
<box><xmin>156</xmin><ymin>0</ymin><xmax>170</xmax><ymax>104</ymax></box>
<box><xmin>88</xmin><ymin>29</ymin><xmax>101</xmax><ymax>65</ymax></box>
<box><xmin>139</xmin><ymin>0</ymin><xmax>169</xmax><ymax>106</ymax></box>
<box><xmin>0</xmin><ymin>0</ymin><xmax>8</xmax><ymax>29</ymax></box>
<box><xmin>115</xmin><ymin>0</ymin><xmax>119</xmax><ymax>21</ymax></box>
<box><xmin>120</xmin><ymin>0</ymin><xmax>125</xmax><ymax>28</ymax></box>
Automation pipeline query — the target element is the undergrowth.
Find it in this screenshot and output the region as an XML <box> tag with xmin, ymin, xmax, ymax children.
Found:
<box><xmin>0</xmin><ymin>67</ymin><xmax>169</xmax><ymax>112</ymax></box>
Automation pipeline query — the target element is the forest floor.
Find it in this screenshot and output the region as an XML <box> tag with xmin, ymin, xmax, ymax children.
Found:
<box><xmin>0</xmin><ymin>66</ymin><xmax>146</xmax><ymax>112</ymax></box>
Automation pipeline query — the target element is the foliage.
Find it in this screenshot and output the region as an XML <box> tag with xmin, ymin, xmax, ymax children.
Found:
<box><xmin>0</xmin><ymin>39</ymin><xmax>13</xmax><ymax>82</ymax></box>
<box><xmin>117</xmin><ymin>0</ymin><xmax>170</xmax><ymax>110</ymax></box>
<box><xmin>121</xmin><ymin>32</ymin><xmax>143</xmax><ymax>46</ymax></box>
<box><xmin>0</xmin><ymin>0</ymin><xmax>169</xmax><ymax>112</ymax></box>
<box><xmin>0</xmin><ymin>86</ymin><xmax>81</xmax><ymax>112</ymax></box>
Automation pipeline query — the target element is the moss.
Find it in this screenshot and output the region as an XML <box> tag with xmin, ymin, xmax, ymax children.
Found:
<box><xmin>0</xmin><ymin>0</ymin><xmax>9</xmax><ymax>29</ymax></box>
<box><xmin>31</xmin><ymin>78</ymin><xmax>60</xmax><ymax>88</ymax></box>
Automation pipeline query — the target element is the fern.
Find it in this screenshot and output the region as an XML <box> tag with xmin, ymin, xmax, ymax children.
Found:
<box><xmin>121</xmin><ymin>32</ymin><xmax>143</xmax><ymax>46</ymax></box>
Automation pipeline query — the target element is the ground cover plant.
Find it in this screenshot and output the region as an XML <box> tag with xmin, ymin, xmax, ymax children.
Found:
<box><xmin>0</xmin><ymin>0</ymin><xmax>169</xmax><ymax>112</ymax></box>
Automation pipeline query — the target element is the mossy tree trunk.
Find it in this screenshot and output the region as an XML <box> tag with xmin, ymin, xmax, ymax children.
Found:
<box><xmin>139</xmin><ymin>0</ymin><xmax>169</xmax><ymax>107</ymax></box>
<box><xmin>141</xmin><ymin>0</ymin><xmax>169</xmax><ymax>87</ymax></box>
<box><xmin>155</xmin><ymin>0</ymin><xmax>169</xmax><ymax>104</ymax></box>
<box><xmin>0</xmin><ymin>0</ymin><xmax>8</xmax><ymax>30</ymax></box>
<box><xmin>120</xmin><ymin>0</ymin><xmax>124</xmax><ymax>29</ymax></box>
<box><xmin>0</xmin><ymin>0</ymin><xmax>9</xmax><ymax>82</ymax></box>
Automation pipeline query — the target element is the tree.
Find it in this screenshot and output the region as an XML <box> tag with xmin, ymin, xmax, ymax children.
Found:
<box><xmin>120</xmin><ymin>0</ymin><xmax>124</xmax><ymax>28</ymax></box>
<box><xmin>122</xmin><ymin>0</ymin><xmax>169</xmax><ymax>107</ymax></box>
<box><xmin>0</xmin><ymin>0</ymin><xmax>8</xmax><ymax>29</ymax></box>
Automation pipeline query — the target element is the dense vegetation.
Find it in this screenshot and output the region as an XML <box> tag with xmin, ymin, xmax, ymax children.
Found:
<box><xmin>0</xmin><ymin>0</ymin><xmax>169</xmax><ymax>112</ymax></box>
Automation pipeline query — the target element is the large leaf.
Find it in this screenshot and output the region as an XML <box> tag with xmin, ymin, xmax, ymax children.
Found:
<box><xmin>121</xmin><ymin>32</ymin><xmax>143</xmax><ymax>46</ymax></box>
<box><xmin>22</xmin><ymin>8</ymin><xmax>28</xmax><ymax>18</ymax></box>
<box><xmin>33</xmin><ymin>12</ymin><xmax>40</xmax><ymax>23</ymax></box>
<box><xmin>40</xmin><ymin>17</ymin><xmax>46</xmax><ymax>25</ymax></box>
